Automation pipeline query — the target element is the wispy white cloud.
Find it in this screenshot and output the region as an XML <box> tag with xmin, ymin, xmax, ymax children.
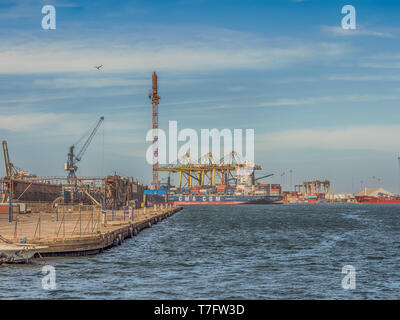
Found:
<box><xmin>199</xmin><ymin>93</ymin><xmax>400</xmax><ymax>110</ymax></box>
<box><xmin>321</xmin><ymin>25</ymin><xmax>394</xmax><ymax>38</ymax></box>
<box><xmin>0</xmin><ymin>113</ymin><xmax>80</xmax><ymax>132</ymax></box>
<box><xmin>328</xmin><ymin>74</ymin><xmax>400</xmax><ymax>81</ymax></box>
<box><xmin>0</xmin><ymin>0</ymin><xmax>82</xmax><ymax>19</ymax></box>
<box><xmin>258</xmin><ymin>125</ymin><xmax>400</xmax><ymax>152</ymax></box>
<box><xmin>0</xmin><ymin>29</ymin><xmax>350</xmax><ymax>74</ymax></box>
<box><xmin>0</xmin><ymin>112</ymin><xmax>147</xmax><ymax>134</ymax></box>
<box><xmin>0</xmin><ymin>0</ymin><xmax>39</xmax><ymax>19</ymax></box>
<box><xmin>268</xmin><ymin>74</ymin><xmax>400</xmax><ymax>83</ymax></box>
<box><xmin>226</xmin><ymin>86</ymin><xmax>248</xmax><ymax>92</ymax></box>
<box><xmin>359</xmin><ymin>54</ymin><xmax>400</xmax><ymax>69</ymax></box>
<box><xmin>0</xmin><ymin>87</ymin><xmax>142</xmax><ymax>106</ymax></box>
<box><xmin>255</xmin><ymin>94</ymin><xmax>400</xmax><ymax>108</ymax></box>
<box><xmin>33</xmin><ymin>77</ymin><xmax>148</xmax><ymax>88</ymax></box>
<box><xmin>0</xmin><ymin>43</ymin><xmax>306</xmax><ymax>74</ymax></box>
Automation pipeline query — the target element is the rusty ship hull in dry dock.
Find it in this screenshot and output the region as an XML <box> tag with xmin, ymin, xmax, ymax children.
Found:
<box><xmin>1</xmin><ymin>175</ymin><xmax>147</xmax><ymax>209</ymax></box>
<box><xmin>8</xmin><ymin>180</ymin><xmax>61</xmax><ymax>202</ymax></box>
<box><xmin>0</xmin><ymin>179</ymin><xmax>62</xmax><ymax>204</ymax></box>
<box><xmin>1</xmin><ymin>140</ymin><xmax>62</xmax><ymax>203</ymax></box>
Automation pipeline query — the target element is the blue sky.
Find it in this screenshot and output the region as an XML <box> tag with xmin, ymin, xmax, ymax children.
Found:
<box><xmin>1</xmin><ymin>0</ymin><xmax>400</xmax><ymax>193</ymax></box>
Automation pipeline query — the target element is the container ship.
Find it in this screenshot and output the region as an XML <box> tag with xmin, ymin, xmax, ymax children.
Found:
<box><xmin>158</xmin><ymin>151</ymin><xmax>283</xmax><ymax>205</ymax></box>
<box><xmin>355</xmin><ymin>188</ymin><xmax>400</xmax><ymax>204</ymax></box>
<box><xmin>166</xmin><ymin>183</ymin><xmax>283</xmax><ymax>205</ymax></box>
<box><xmin>167</xmin><ymin>193</ymin><xmax>282</xmax><ymax>205</ymax></box>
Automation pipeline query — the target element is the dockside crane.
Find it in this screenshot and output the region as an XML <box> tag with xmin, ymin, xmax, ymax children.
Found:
<box><xmin>254</xmin><ymin>173</ymin><xmax>274</xmax><ymax>184</ymax></box>
<box><xmin>2</xmin><ymin>140</ymin><xmax>36</xmax><ymax>178</ymax></box>
<box><xmin>65</xmin><ymin>116</ymin><xmax>104</xmax><ymax>179</ymax></box>
<box><xmin>2</xmin><ymin>140</ymin><xmax>13</xmax><ymax>178</ymax></box>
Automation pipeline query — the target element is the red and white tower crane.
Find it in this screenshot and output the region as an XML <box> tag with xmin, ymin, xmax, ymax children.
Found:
<box><xmin>149</xmin><ymin>72</ymin><xmax>160</xmax><ymax>190</ymax></box>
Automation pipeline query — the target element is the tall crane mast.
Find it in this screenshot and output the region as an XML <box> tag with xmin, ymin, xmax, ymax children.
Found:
<box><xmin>148</xmin><ymin>72</ymin><xmax>160</xmax><ymax>190</ymax></box>
<box><xmin>65</xmin><ymin>116</ymin><xmax>104</xmax><ymax>179</ymax></box>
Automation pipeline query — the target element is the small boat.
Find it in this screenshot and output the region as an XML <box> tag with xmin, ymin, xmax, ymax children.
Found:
<box><xmin>0</xmin><ymin>236</ymin><xmax>46</xmax><ymax>264</ymax></box>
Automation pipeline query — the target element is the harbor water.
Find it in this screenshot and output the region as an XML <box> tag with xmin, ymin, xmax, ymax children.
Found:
<box><xmin>1</xmin><ymin>204</ymin><xmax>399</xmax><ymax>299</ymax></box>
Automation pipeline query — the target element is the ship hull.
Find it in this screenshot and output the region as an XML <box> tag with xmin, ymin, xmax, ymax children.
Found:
<box><xmin>355</xmin><ymin>196</ymin><xmax>400</xmax><ymax>204</ymax></box>
<box><xmin>10</xmin><ymin>181</ymin><xmax>61</xmax><ymax>202</ymax></box>
<box><xmin>168</xmin><ymin>194</ymin><xmax>283</xmax><ymax>205</ymax></box>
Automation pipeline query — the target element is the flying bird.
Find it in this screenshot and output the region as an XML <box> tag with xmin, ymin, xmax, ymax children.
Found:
<box><xmin>94</xmin><ymin>65</ymin><xmax>103</xmax><ymax>70</ymax></box>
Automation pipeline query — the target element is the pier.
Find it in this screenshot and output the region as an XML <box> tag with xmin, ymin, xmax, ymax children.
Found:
<box><xmin>0</xmin><ymin>204</ymin><xmax>182</xmax><ymax>258</ymax></box>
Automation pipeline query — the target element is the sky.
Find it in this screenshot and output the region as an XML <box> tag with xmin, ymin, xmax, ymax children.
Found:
<box><xmin>1</xmin><ymin>0</ymin><xmax>400</xmax><ymax>193</ymax></box>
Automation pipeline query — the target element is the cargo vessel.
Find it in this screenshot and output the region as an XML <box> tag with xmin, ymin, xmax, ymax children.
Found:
<box><xmin>355</xmin><ymin>188</ymin><xmax>400</xmax><ymax>204</ymax></box>
<box><xmin>159</xmin><ymin>152</ymin><xmax>283</xmax><ymax>205</ymax></box>
<box><xmin>165</xmin><ymin>182</ymin><xmax>283</xmax><ymax>206</ymax></box>
<box><xmin>355</xmin><ymin>195</ymin><xmax>400</xmax><ymax>204</ymax></box>
<box><xmin>167</xmin><ymin>194</ymin><xmax>282</xmax><ymax>205</ymax></box>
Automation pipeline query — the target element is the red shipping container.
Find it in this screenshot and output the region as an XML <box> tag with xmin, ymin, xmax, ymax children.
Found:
<box><xmin>0</xmin><ymin>204</ymin><xmax>19</xmax><ymax>214</ymax></box>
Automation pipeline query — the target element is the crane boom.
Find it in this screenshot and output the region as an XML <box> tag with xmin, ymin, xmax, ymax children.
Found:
<box><xmin>2</xmin><ymin>140</ymin><xmax>12</xmax><ymax>177</ymax></box>
<box><xmin>1</xmin><ymin>140</ymin><xmax>35</xmax><ymax>178</ymax></box>
<box><xmin>255</xmin><ymin>173</ymin><xmax>274</xmax><ymax>181</ymax></box>
<box><xmin>76</xmin><ymin>117</ymin><xmax>104</xmax><ymax>161</ymax></box>
<box><xmin>66</xmin><ymin>116</ymin><xmax>104</xmax><ymax>178</ymax></box>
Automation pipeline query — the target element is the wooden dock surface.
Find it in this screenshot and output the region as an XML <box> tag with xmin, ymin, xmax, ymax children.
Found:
<box><xmin>0</xmin><ymin>205</ymin><xmax>182</xmax><ymax>257</ymax></box>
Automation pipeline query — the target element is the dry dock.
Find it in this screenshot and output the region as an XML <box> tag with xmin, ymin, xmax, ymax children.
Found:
<box><xmin>0</xmin><ymin>204</ymin><xmax>182</xmax><ymax>258</ymax></box>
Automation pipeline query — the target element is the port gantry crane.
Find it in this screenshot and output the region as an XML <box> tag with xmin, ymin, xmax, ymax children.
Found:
<box><xmin>159</xmin><ymin>151</ymin><xmax>264</xmax><ymax>188</ymax></box>
<box><xmin>295</xmin><ymin>180</ymin><xmax>331</xmax><ymax>196</ymax></box>
<box><xmin>65</xmin><ymin>116</ymin><xmax>104</xmax><ymax>179</ymax></box>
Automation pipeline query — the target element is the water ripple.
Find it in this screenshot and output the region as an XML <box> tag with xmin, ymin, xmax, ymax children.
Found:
<box><xmin>1</xmin><ymin>204</ymin><xmax>400</xmax><ymax>299</ymax></box>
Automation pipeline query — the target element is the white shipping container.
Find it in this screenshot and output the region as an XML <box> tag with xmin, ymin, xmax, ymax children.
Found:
<box><xmin>16</xmin><ymin>203</ymin><xmax>26</xmax><ymax>213</ymax></box>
